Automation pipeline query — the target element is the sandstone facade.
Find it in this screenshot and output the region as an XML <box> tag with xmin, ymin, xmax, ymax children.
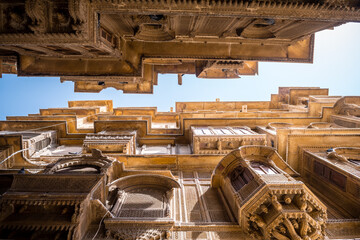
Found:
<box><xmin>0</xmin><ymin>87</ymin><xmax>360</xmax><ymax>239</ymax></box>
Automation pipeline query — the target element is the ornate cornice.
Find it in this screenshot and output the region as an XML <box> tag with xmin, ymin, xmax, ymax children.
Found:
<box><xmin>92</xmin><ymin>0</ymin><xmax>360</xmax><ymax>21</ymax></box>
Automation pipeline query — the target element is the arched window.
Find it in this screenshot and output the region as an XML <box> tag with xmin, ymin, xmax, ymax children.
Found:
<box><xmin>250</xmin><ymin>162</ymin><xmax>278</xmax><ymax>175</ymax></box>
<box><xmin>229</xmin><ymin>166</ymin><xmax>254</xmax><ymax>191</ymax></box>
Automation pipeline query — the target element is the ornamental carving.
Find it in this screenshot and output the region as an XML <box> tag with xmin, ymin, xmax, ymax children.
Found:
<box><xmin>25</xmin><ymin>0</ymin><xmax>47</xmax><ymax>34</ymax></box>
<box><xmin>106</xmin><ymin>227</ymin><xmax>170</xmax><ymax>240</ymax></box>
<box><xmin>53</xmin><ymin>10</ymin><xmax>72</xmax><ymax>32</ymax></box>
<box><xmin>212</xmin><ymin>146</ymin><xmax>327</xmax><ymax>240</ymax></box>
<box><xmin>68</xmin><ymin>0</ymin><xmax>88</xmax><ymax>34</ymax></box>
<box><xmin>246</xmin><ymin>191</ymin><xmax>327</xmax><ymax>240</ymax></box>
<box><xmin>43</xmin><ymin>149</ymin><xmax>113</xmax><ymax>174</ymax></box>
<box><xmin>5</xmin><ymin>6</ymin><xmax>29</xmax><ymax>32</ymax></box>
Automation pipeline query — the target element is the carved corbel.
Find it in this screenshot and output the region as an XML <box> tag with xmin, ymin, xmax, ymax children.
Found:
<box><xmin>299</xmin><ymin>218</ymin><xmax>309</xmax><ymax>238</ymax></box>
<box><xmin>294</xmin><ymin>194</ymin><xmax>307</xmax><ymax>211</ymax></box>
<box><xmin>271</xmin><ymin>195</ymin><xmax>283</xmax><ymax>211</ymax></box>
<box><xmin>306</xmin><ymin>204</ymin><xmax>313</xmax><ymax>213</ymax></box>
<box><xmin>164</xmin><ymin>189</ymin><xmax>174</xmax><ymax>217</ymax></box>
<box><xmin>283</xmin><ymin>217</ymin><xmax>301</xmax><ymax>240</ymax></box>
<box><xmin>283</xmin><ymin>194</ymin><xmax>292</xmax><ymax>205</ymax></box>
<box><xmin>249</xmin><ymin>214</ymin><xmax>266</xmax><ymax>228</ymax></box>
<box><xmin>165</xmin><ymin>189</ymin><xmax>174</xmax><ymax>200</ymax></box>
<box><xmin>25</xmin><ymin>0</ymin><xmax>47</xmax><ymax>34</ymax></box>
<box><xmin>308</xmin><ymin>229</ymin><xmax>322</xmax><ymax>239</ymax></box>
<box><xmin>217</xmin><ymin>140</ymin><xmax>222</xmax><ymax>151</ymax></box>
<box><xmin>71</xmin><ymin>203</ymin><xmax>79</xmax><ymax>223</ymax></box>
<box><xmin>310</xmin><ymin>210</ymin><xmax>324</xmax><ymax>224</ymax></box>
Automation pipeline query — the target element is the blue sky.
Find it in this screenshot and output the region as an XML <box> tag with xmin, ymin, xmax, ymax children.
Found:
<box><xmin>0</xmin><ymin>23</ymin><xmax>359</xmax><ymax>120</ymax></box>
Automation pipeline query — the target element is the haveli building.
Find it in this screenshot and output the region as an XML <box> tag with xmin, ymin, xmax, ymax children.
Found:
<box><xmin>0</xmin><ymin>0</ymin><xmax>360</xmax><ymax>93</ymax></box>
<box><xmin>1</xmin><ymin>0</ymin><xmax>360</xmax><ymax>239</ymax></box>
<box><xmin>0</xmin><ymin>87</ymin><xmax>360</xmax><ymax>239</ymax></box>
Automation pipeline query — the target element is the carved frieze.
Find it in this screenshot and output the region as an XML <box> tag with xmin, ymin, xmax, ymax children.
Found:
<box><xmin>1</xmin><ymin>0</ymin><xmax>88</xmax><ymax>37</ymax></box>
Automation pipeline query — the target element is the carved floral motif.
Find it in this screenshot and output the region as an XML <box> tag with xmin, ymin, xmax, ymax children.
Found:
<box><xmin>68</xmin><ymin>0</ymin><xmax>88</xmax><ymax>34</ymax></box>
<box><xmin>25</xmin><ymin>0</ymin><xmax>47</xmax><ymax>34</ymax></box>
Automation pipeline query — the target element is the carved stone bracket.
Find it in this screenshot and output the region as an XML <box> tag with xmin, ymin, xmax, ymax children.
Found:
<box><xmin>245</xmin><ymin>188</ymin><xmax>327</xmax><ymax>240</ymax></box>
